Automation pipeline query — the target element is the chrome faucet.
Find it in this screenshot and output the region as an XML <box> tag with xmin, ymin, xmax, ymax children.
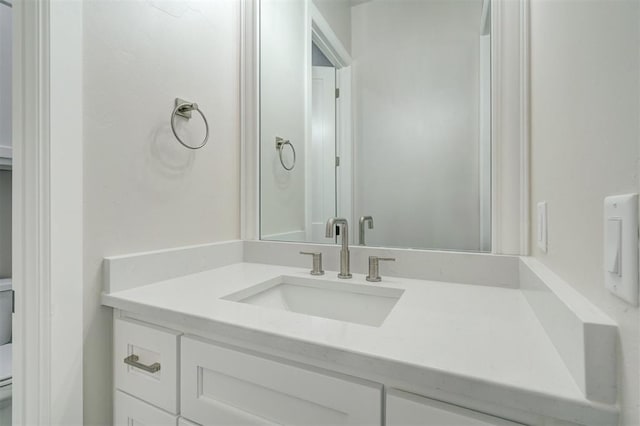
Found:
<box><xmin>325</xmin><ymin>217</ymin><xmax>352</xmax><ymax>279</ymax></box>
<box><xmin>359</xmin><ymin>216</ymin><xmax>374</xmax><ymax>245</ymax></box>
<box><xmin>366</xmin><ymin>256</ymin><xmax>395</xmax><ymax>282</ymax></box>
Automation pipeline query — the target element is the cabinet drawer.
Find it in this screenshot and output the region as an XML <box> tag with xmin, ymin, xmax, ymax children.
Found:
<box><xmin>181</xmin><ymin>336</ymin><xmax>382</xmax><ymax>425</ymax></box>
<box><xmin>386</xmin><ymin>389</ymin><xmax>525</xmax><ymax>426</ymax></box>
<box><xmin>114</xmin><ymin>390</ymin><xmax>177</xmax><ymax>426</ymax></box>
<box><xmin>114</xmin><ymin>318</ymin><xmax>181</xmax><ymax>413</ymax></box>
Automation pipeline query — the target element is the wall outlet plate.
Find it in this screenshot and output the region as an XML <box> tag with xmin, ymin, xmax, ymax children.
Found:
<box><xmin>604</xmin><ymin>193</ymin><xmax>639</xmax><ymax>306</ymax></box>
<box><xmin>537</xmin><ymin>201</ymin><xmax>548</xmax><ymax>253</ymax></box>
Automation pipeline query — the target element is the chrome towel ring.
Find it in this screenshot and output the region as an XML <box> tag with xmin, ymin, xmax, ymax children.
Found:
<box><xmin>171</xmin><ymin>98</ymin><xmax>210</xmax><ymax>150</ymax></box>
<box><xmin>276</xmin><ymin>137</ymin><xmax>296</xmax><ymax>171</ymax></box>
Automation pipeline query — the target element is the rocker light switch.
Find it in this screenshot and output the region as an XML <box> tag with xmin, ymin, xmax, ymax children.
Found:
<box><xmin>604</xmin><ymin>194</ymin><xmax>639</xmax><ymax>305</ymax></box>
<box><xmin>605</xmin><ymin>218</ymin><xmax>621</xmax><ymax>275</ymax></box>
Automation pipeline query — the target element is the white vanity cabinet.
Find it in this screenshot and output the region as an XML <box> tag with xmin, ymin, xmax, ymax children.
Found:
<box><xmin>181</xmin><ymin>336</ymin><xmax>382</xmax><ymax>426</ymax></box>
<box><xmin>113</xmin><ymin>316</ymin><xmax>382</xmax><ymax>426</ymax></box>
<box><xmin>114</xmin><ymin>390</ymin><xmax>178</xmax><ymax>426</ymax></box>
<box><xmin>113</xmin><ymin>315</ymin><xmax>529</xmax><ymax>426</ymax></box>
<box><xmin>386</xmin><ymin>389</ymin><xmax>524</xmax><ymax>426</ymax></box>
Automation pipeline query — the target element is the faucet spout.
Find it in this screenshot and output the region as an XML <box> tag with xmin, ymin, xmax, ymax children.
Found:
<box><xmin>325</xmin><ymin>217</ymin><xmax>352</xmax><ymax>279</ymax></box>
<box><xmin>359</xmin><ymin>216</ymin><xmax>374</xmax><ymax>246</ymax></box>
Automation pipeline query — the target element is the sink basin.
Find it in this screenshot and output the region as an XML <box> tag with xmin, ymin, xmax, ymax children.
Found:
<box><xmin>223</xmin><ymin>276</ymin><xmax>404</xmax><ymax>327</ymax></box>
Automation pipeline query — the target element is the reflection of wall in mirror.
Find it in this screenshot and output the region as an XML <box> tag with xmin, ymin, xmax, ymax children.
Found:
<box><xmin>352</xmin><ymin>0</ymin><xmax>488</xmax><ymax>251</ymax></box>
<box><xmin>260</xmin><ymin>0</ymin><xmax>308</xmax><ymax>240</ymax></box>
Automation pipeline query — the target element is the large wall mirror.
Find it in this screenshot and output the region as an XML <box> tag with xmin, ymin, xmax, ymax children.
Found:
<box><xmin>260</xmin><ymin>0</ymin><xmax>492</xmax><ymax>252</ymax></box>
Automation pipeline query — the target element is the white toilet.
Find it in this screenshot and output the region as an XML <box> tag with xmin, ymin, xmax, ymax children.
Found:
<box><xmin>0</xmin><ymin>278</ymin><xmax>12</xmax><ymax>424</ymax></box>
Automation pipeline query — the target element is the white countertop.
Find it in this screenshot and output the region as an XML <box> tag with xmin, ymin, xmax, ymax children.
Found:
<box><xmin>102</xmin><ymin>262</ymin><xmax>617</xmax><ymax>425</ymax></box>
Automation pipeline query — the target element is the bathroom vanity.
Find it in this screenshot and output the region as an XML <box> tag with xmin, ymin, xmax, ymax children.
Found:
<box><xmin>102</xmin><ymin>241</ymin><xmax>618</xmax><ymax>426</ymax></box>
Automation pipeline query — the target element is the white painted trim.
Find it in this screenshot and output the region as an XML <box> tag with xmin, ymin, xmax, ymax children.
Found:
<box><xmin>519</xmin><ymin>0</ymin><xmax>531</xmax><ymax>256</ymax></box>
<box><xmin>491</xmin><ymin>0</ymin><xmax>528</xmax><ymax>255</ymax></box>
<box><xmin>13</xmin><ymin>0</ymin><xmax>84</xmax><ymax>423</ymax></box>
<box><xmin>304</xmin><ymin>0</ymin><xmax>312</xmax><ymax>241</ymax></box>
<box><xmin>49</xmin><ymin>0</ymin><xmax>84</xmax><ymax>422</ymax></box>
<box><xmin>12</xmin><ymin>0</ymin><xmax>51</xmax><ymax>423</ymax></box>
<box><xmin>240</xmin><ymin>0</ymin><xmax>260</xmax><ymax>241</ymax></box>
<box><xmin>309</xmin><ymin>3</ymin><xmax>351</xmax><ymax>68</ymax></box>
<box><xmin>336</xmin><ymin>67</ymin><xmax>353</xmax><ymax>241</ymax></box>
<box><xmin>490</xmin><ymin>0</ymin><xmax>502</xmax><ymax>254</ymax></box>
<box><xmin>479</xmin><ymin>35</ymin><xmax>491</xmax><ymax>252</ymax></box>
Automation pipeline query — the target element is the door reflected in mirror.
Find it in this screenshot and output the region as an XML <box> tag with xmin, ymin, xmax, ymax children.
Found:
<box><xmin>260</xmin><ymin>0</ymin><xmax>492</xmax><ymax>252</ymax></box>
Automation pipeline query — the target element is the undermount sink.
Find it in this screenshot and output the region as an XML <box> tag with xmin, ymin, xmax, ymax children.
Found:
<box><xmin>222</xmin><ymin>276</ymin><xmax>404</xmax><ymax>327</ymax></box>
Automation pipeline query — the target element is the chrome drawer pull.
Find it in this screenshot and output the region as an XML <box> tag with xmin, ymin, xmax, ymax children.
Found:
<box><xmin>124</xmin><ymin>354</ymin><xmax>161</xmax><ymax>373</ymax></box>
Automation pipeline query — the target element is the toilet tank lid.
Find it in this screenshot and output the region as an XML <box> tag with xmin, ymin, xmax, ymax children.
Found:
<box><xmin>0</xmin><ymin>279</ymin><xmax>11</xmax><ymax>292</ymax></box>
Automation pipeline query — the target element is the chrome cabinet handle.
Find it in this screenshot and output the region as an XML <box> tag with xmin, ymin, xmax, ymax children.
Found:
<box><xmin>124</xmin><ymin>354</ymin><xmax>161</xmax><ymax>373</ymax></box>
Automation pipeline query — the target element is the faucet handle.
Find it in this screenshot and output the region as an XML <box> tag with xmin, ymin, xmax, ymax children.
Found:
<box><xmin>300</xmin><ymin>252</ymin><xmax>324</xmax><ymax>276</ymax></box>
<box><xmin>366</xmin><ymin>256</ymin><xmax>395</xmax><ymax>282</ymax></box>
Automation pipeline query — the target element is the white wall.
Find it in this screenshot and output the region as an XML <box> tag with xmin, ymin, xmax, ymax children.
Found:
<box><xmin>529</xmin><ymin>1</ymin><xmax>640</xmax><ymax>424</ymax></box>
<box><xmin>351</xmin><ymin>0</ymin><xmax>483</xmax><ymax>251</ymax></box>
<box><xmin>83</xmin><ymin>0</ymin><xmax>240</xmax><ymax>423</ymax></box>
<box><xmin>260</xmin><ymin>0</ymin><xmax>307</xmax><ymax>239</ymax></box>
<box><xmin>312</xmin><ymin>0</ymin><xmax>351</xmax><ymax>54</ymax></box>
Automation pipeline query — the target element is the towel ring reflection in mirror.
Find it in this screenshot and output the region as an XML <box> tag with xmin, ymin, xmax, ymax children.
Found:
<box><xmin>276</xmin><ymin>137</ymin><xmax>296</xmax><ymax>171</ymax></box>
<box><xmin>171</xmin><ymin>98</ymin><xmax>210</xmax><ymax>150</ymax></box>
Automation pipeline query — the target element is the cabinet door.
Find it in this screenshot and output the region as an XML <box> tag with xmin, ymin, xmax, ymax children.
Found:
<box><xmin>386</xmin><ymin>389</ymin><xmax>524</xmax><ymax>426</ymax></box>
<box><xmin>114</xmin><ymin>390</ymin><xmax>177</xmax><ymax>426</ymax></box>
<box><xmin>181</xmin><ymin>336</ymin><xmax>382</xmax><ymax>426</ymax></box>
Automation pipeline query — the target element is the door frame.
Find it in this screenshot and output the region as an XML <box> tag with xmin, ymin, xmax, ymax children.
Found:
<box><xmin>309</xmin><ymin>65</ymin><xmax>338</xmax><ymax>242</ymax></box>
<box><xmin>307</xmin><ymin>2</ymin><xmax>353</xmax><ymax>242</ymax></box>
<box><xmin>13</xmin><ymin>0</ymin><xmax>84</xmax><ymax>424</ymax></box>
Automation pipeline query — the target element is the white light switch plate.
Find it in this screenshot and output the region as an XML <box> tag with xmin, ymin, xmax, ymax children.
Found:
<box><xmin>604</xmin><ymin>193</ymin><xmax>638</xmax><ymax>306</ymax></box>
<box><xmin>537</xmin><ymin>201</ymin><xmax>548</xmax><ymax>253</ymax></box>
